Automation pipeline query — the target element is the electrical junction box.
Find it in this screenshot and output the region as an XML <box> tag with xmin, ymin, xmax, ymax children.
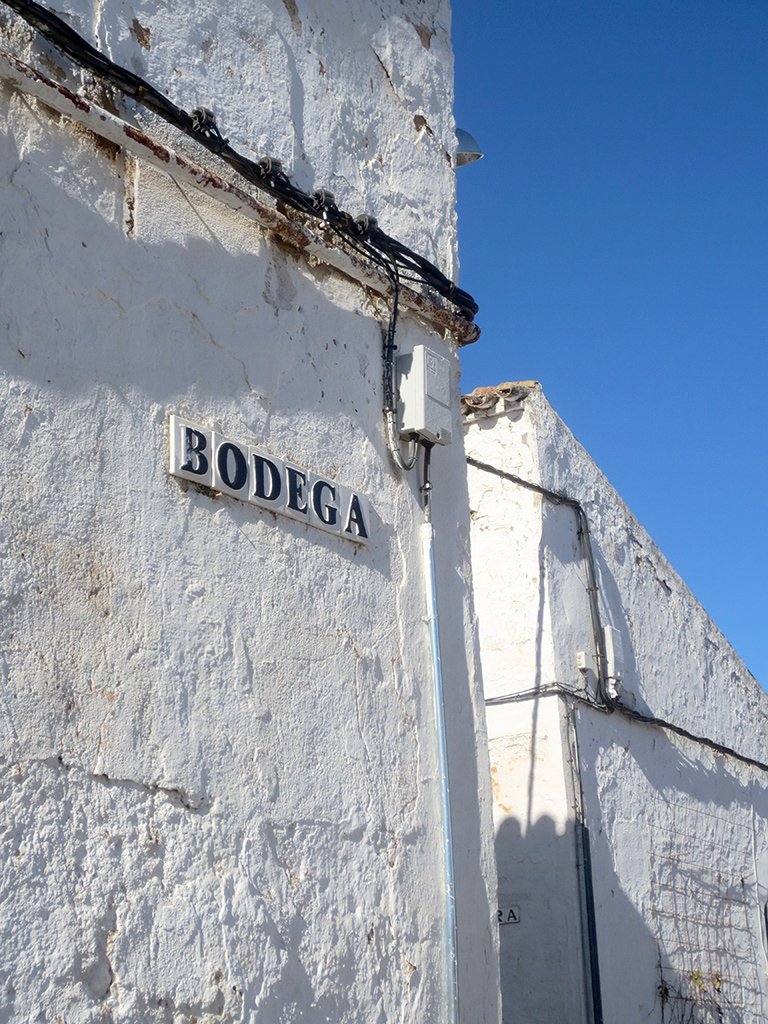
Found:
<box><xmin>396</xmin><ymin>345</ymin><xmax>453</xmax><ymax>445</ymax></box>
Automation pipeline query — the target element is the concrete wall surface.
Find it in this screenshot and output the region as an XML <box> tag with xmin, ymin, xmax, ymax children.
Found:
<box><xmin>0</xmin><ymin>4</ymin><xmax>500</xmax><ymax>1022</ymax></box>
<box><xmin>465</xmin><ymin>384</ymin><xmax>768</xmax><ymax>1024</ymax></box>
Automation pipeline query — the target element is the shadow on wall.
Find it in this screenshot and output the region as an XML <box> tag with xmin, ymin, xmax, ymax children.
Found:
<box><xmin>493</xmin><ymin>802</ymin><xmax>746</xmax><ymax>1024</ymax></box>
<box><xmin>577</xmin><ymin>713</ymin><xmax>768</xmax><ymax>1024</ymax></box>
<box><xmin>493</xmin><ymin>813</ymin><xmax>590</xmax><ymax>1024</ymax></box>
<box><xmin>485</xmin><ymin>412</ymin><xmax>768</xmax><ymax>1021</ymax></box>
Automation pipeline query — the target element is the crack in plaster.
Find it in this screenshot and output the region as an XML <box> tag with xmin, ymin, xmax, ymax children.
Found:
<box><xmin>168</xmin><ymin>172</ymin><xmax>231</xmax><ymax>248</ymax></box>
<box><xmin>214</xmin><ymin>869</ymin><xmax>248</xmax><ymax>1014</ymax></box>
<box><xmin>1</xmin><ymin>754</ymin><xmax>209</xmax><ymax>813</ymax></box>
<box><xmin>194</xmin><ymin>310</ymin><xmax>259</xmax><ymax>396</ymax></box>
<box><xmin>336</xmin><ymin>622</ymin><xmax>376</xmax><ymax>817</ymax></box>
<box><xmin>371</xmin><ymin>48</ymin><xmax>397</xmax><ymax>100</ymax></box>
<box><xmin>155</xmin><ymin>294</ymin><xmax>259</xmax><ymax>397</ymax></box>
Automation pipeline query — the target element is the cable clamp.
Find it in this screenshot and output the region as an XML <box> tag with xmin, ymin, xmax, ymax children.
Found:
<box><xmin>191</xmin><ymin>107</ymin><xmax>229</xmax><ymax>151</ymax></box>
<box><xmin>354</xmin><ymin>214</ymin><xmax>378</xmax><ymax>238</ymax></box>
<box><xmin>310</xmin><ymin>189</ymin><xmax>336</xmax><ymax>216</ymax></box>
<box><xmin>256</xmin><ymin>156</ymin><xmax>284</xmax><ymax>186</ymax></box>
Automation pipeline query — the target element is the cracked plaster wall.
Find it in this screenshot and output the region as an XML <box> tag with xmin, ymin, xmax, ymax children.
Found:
<box><xmin>0</xmin><ymin>5</ymin><xmax>499</xmax><ymax>1020</ymax></box>
<box><xmin>465</xmin><ymin>388</ymin><xmax>768</xmax><ymax>1023</ymax></box>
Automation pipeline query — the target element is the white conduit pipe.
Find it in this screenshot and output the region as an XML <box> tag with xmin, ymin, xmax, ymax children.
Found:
<box><xmin>420</xmin><ymin>522</ymin><xmax>459</xmax><ymax>1024</ymax></box>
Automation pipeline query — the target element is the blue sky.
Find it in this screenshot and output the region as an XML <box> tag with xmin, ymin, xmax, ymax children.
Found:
<box><xmin>451</xmin><ymin>0</ymin><xmax>767</xmax><ymax>684</ymax></box>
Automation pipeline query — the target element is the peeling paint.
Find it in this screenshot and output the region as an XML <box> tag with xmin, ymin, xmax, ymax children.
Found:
<box><xmin>130</xmin><ymin>17</ymin><xmax>151</xmax><ymax>52</ymax></box>
<box><xmin>123</xmin><ymin>152</ymin><xmax>138</xmax><ymax>236</ymax></box>
<box><xmin>407</xmin><ymin>19</ymin><xmax>435</xmax><ymax>50</ymax></box>
<box><xmin>413</xmin><ymin>114</ymin><xmax>433</xmax><ymax>136</ymax></box>
<box><xmin>281</xmin><ymin>0</ymin><xmax>303</xmax><ymax>36</ymax></box>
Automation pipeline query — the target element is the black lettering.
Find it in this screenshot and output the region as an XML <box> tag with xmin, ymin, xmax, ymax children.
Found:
<box><xmin>286</xmin><ymin>466</ymin><xmax>308</xmax><ymax>515</ymax></box>
<box><xmin>311</xmin><ymin>480</ymin><xmax>338</xmax><ymax>526</ymax></box>
<box><xmin>344</xmin><ymin>493</ymin><xmax>369</xmax><ymax>539</ymax></box>
<box><xmin>253</xmin><ymin>454</ymin><xmax>282</xmax><ymax>502</ymax></box>
<box><xmin>180</xmin><ymin>427</ymin><xmax>208</xmax><ymax>475</ymax></box>
<box><xmin>217</xmin><ymin>442</ymin><xmax>247</xmax><ymax>491</ymax></box>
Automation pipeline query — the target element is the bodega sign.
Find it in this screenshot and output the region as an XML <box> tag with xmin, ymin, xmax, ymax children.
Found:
<box><xmin>169</xmin><ymin>415</ymin><xmax>370</xmax><ymax>544</ymax></box>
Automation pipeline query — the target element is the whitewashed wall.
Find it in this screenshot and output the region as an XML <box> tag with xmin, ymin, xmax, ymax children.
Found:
<box><xmin>464</xmin><ymin>391</ymin><xmax>589</xmax><ymax>1024</ymax></box>
<box><xmin>0</xmin><ymin>4</ymin><xmax>500</xmax><ymax>1021</ymax></box>
<box><xmin>465</xmin><ymin>385</ymin><xmax>768</xmax><ymax>1024</ymax></box>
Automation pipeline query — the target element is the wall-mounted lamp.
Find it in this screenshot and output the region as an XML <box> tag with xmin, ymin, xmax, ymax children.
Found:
<box><xmin>456</xmin><ymin>128</ymin><xmax>483</xmax><ymax>167</ymax></box>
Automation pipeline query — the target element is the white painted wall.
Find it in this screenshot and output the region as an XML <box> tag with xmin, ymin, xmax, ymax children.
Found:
<box><xmin>465</xmin><ymin>385</ymin><xmax>768</xmax><ymax>1024</ymax></box>
<box><xmin>0</xmin><ymin>4</ymin><xmax>499</xmax><ymax>1021</ymax></box>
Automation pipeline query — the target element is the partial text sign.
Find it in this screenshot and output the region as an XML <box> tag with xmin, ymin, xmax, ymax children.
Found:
<box><xmin>497</xmin><ymin>904</ymin><xmax>521</xmax><ymax>925</ymax></box>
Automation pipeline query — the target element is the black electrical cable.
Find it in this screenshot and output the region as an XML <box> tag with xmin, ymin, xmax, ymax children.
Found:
<box><xmin>612</xmin><ymin>703</ymin><xmax>768</xmax><ymax>775</ymax></box>
<box><xmin>486</xmin><ymin>684</ymin><xmax>768</xmax><ymax>776</ymax></box>
<box><xmin>485</xmin><ymin>683</ymin><xmax>597</xmax><ymax>708</ymax></box>
<box><xmin>382</xmin><ymin>259</ymin><xmax>401</xmax><ymax>416</ymax></box>
<box><xmin>0</xmin><ymin>0</ymin><xmax>478</xmax><ymax>320</ymax></box>
<box><xmin>0</xmin><ymin>0</ymin><xmax>464</xmax><ymax>471</ymax></box>
<box><xmin>420</xmin><ymin>441</ymin><xmax>434</xmax><ymax>520</ymax></box>
<box><xmin>366</xmin><ymin>233</ymin><xmax>417</xmax><ymax>471</ymax></box>
<box><xmin>469</xmin><ymin>457</ymin><xmax>768</xmax><ymax>776</ymax></box>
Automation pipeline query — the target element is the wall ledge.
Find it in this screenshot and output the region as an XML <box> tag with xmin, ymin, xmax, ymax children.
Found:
<box><xmin>0</xmin><ymin>46</ymin><xmax>480</xmax><ymax>347</ymax></box>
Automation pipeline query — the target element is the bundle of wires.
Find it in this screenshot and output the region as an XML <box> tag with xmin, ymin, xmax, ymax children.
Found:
<box><xmin>2</xmin><ymin>0</ymin><xmax>476</xmax><ymax>471</ymax></box>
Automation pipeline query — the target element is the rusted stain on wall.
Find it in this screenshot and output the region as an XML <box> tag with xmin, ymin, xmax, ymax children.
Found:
<box><xmin>123</xmin><ymin>153</ymin><xmax>138</xmax><ymax>236</ymax></box>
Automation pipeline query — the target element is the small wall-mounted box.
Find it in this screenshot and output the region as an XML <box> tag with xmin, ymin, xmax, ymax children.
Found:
<box><xmin>396</xmin><ymin>345</ymin><xmax>453</xmax><ymax>445</ymax></box>
<box><xmin>603</xmin><ymin>626</ymin><xmax>625</xmax><ymax>683</ymax></box>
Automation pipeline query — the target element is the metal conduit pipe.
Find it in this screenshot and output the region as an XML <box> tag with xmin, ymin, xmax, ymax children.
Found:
<box><xmin>465</xmin><ymin>456</ymin><xmax>612</xmax><ymax>708</ymax></box>
<box><xmin>563</xmin><ymin>700</ymin><xmax>605</xmax><ymax>1024</ymax></box>
<box><xmin>468</xmin><ymin>455</ymin><xmax>768</xmax><ymax>776</ymax></box>
<box><xmin>421</xmin><ymin>520</ymin><xmax>459</xmax><ymax>1024</ymax></box>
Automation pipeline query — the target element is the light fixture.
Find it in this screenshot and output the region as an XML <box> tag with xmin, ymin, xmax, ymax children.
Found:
<box><xmin>455</xmin><ymin>128</ymin><xmax>483</xmax><ymax>167</ymax></box>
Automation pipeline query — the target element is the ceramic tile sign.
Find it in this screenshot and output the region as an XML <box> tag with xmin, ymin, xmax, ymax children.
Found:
<box><xmin>497</xmin><ymin>903</ymin><xmax>521</xmax><ymax>926</ymax></box>
<box><xmin>169</xmin><ymin>415</ymin><xmax>370</xmax><ymax>545</ymax></box>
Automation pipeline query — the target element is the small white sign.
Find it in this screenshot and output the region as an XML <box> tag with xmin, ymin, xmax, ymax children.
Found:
<box><xmin>497</xmin><ymin>904</ymin><xmax>521</xmax><ymax>926</ymax></box>
<box><xmin>169</xmin><ymin>415</ymin><xmax>371</xmax><ymax>545</ymax></box>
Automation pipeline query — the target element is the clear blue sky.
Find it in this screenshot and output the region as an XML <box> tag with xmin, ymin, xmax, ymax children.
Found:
<box><xmin>451</xmin><ymin>0</ymin><xmax>768</xmax><ymax>685</ymax></box>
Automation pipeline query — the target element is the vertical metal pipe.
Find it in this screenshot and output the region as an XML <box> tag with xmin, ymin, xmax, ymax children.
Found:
<box><xmin>421</xmin><ymin>522</ymin><xmax>459</xmax><ymax>1024</ymax></box>
<box><xmin>563</xmin><ymin>699</ymin><xmax>604</xmax><ymax>1024</ymax></box>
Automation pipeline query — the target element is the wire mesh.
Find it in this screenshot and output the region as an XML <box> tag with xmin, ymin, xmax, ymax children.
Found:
<box><xmin>649</xmin><ymin>791</ymin><xmax>764</xmax><ymax>1023</ymax></box>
